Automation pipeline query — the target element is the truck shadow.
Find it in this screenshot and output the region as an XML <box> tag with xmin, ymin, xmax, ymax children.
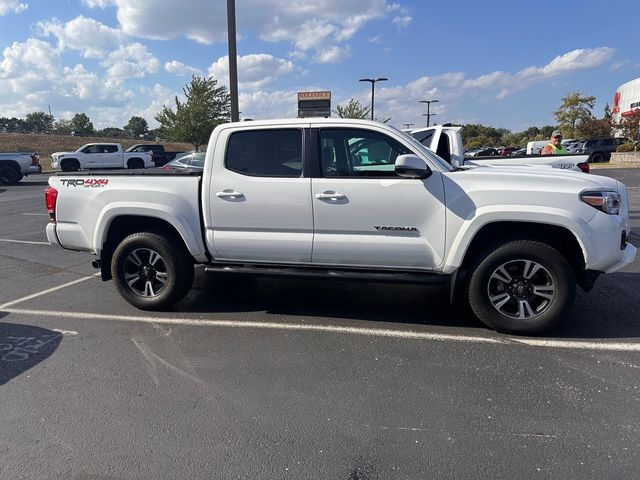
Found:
<box><xmin>180</xmin><ymin>270</ymin><xmax>640</xmax><ymax>340</ymax></box>
<box><xmin>0</xmin><ymin>318</ymin><xmax>63</xmax><ymax>386</ymax></box>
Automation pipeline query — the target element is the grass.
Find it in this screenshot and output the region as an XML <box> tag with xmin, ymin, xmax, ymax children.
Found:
<box><xmin>0</xmin><ymin>133</ymin><xmax>194</xmax><ymax>172</ymax></box>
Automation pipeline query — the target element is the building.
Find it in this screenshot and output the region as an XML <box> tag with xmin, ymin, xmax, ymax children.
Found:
<box><xmin>612</xmin><ymin>77</ymin><xmax>640</xmax><ymax>127</ymax></box>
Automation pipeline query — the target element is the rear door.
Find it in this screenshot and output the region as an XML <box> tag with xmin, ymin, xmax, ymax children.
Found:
<box><xmin>80</xmin><ymin>144</ymin><xmax>103</xmax><ymax>168</ymax></box>
<box><xmin>102</xmin><ymin>145</ymin><xmax>122</xmax><ymax>168</ymax></box>
<box><xmin>207</xmin><ymin>127</ymin><xmax>313</xmax><ymax>263</ymax></box>
<box><xmin>310</xmin><ymin>126</ymin><xmax>446</xmax><ymax>269</ymax></box>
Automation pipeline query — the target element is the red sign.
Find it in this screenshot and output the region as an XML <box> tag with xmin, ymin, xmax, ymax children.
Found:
<box><xmin>612</xmin><ymin>91</ymin><xmax>621</xmax><ymax>113</ymax></box>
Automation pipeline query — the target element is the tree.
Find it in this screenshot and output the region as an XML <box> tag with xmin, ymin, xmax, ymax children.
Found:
<box><xmin>155</xmin><ymin>75</ymin><xmax>230</xmax><ymax>151</ymax></box>
<box><xmin>0</xmin><ymin>117</ymin><xmax>25</xmax><ymax>132</ymax></box>
<box><xmin>52</xmin><ymin>119</ymin><xmax>73</xmax><ymax>135</ymax></box>
<box><xmin>554</xmin><ymin>91</ymin><xmax>596</xmax><ymax>138</ymax></box>
<box><xmin>71</xmin><ymin>113</ymin><xmax>95</xmax><ymax>135</ymax></box>
<box><xmin>576</xmin><ymin>117</ymin><xmax>611</xmax><ymax>138</ymax></box>
<box><xmin>24</xmin><ymin>111</ymin><xmax>54</xmax><ymax>133</ymax></box>
<box><xmin>334</xmin><ymin>99</ymin><xmax>371</xmax><ymax>119</ymax></box>
<box><xmin>97</xmin><ymin>127</ymin><xmax>126</xmax><ymax>138</ymax></box>
<box><xmin>124</xmin><ymin>116</ymin><xmax>149</xmax><ymax>138</ymax></box>
<box><xmin>614</xmin><ymin>111</ymin><xmax>640</xmax><ymax>141</ymax></box>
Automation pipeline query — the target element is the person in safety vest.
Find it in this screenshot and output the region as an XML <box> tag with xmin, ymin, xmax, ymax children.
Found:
<box><xmin>540</xmin><ymin>130</ymin><xmax>568</xmax><ymax>155</ymax></box>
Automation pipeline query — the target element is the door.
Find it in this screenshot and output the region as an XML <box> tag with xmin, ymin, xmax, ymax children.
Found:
<box><xmin>311</xmin><ymin>127</ymin><xmax>446</xmax><ymax>269</ymax></box>
<box><xmin>207</xmin><ymin>127</ymin><xmax>313</xmax><ymax>263</ymax></box>
<box><xmin>80</xmin><ymin>144</ymin><xmax>103</xmax><ymax>168</ymax></box>
<box><xmin>102</xmin><ymin>145</ymin><xmax>122</xmax><ymax>168</ymax></box>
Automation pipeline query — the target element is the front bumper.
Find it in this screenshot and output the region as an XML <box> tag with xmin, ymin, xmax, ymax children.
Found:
<box><xmin>605</xmin><ymin>243</ymin><xmax>637</xmax><ymax>274</ymax></box>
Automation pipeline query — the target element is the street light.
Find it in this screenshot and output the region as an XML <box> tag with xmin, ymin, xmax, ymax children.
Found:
<box><xmin>419</xmin><ymin>99</ymin><xmax>439</xmax><ymax>127</ymax></box>
<box><xmin>359</xmin><ymin>77</ymin><xmax>388</xmax><ymax>121</ymax></box>
<box><xmin>227</xmin><ymin>0</ymin><xmax>239</xmax><ymax>122</ymax></box>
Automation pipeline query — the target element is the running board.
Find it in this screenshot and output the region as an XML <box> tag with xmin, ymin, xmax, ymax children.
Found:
<box><xmin>204</xmin><ymin>264</ymin><xmax>448</xmax><ymax>285</ymax></box>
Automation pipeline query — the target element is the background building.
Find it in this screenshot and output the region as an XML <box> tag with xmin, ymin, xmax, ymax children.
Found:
<box><xmin>612</xmin><ymin>78</ymin><xmax>640</xmax><ymax>128</ymax></box>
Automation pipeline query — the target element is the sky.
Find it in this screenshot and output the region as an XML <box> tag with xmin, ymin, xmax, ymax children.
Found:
<box><xmin>0</xmin><ymin>0</ymin><xmax>639</xmax><ymax>132</ymax></box>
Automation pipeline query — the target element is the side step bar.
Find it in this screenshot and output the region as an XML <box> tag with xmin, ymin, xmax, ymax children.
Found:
<box><xmin>204</xmin><ymin>264</ymin><xmax>448</xmax><ymax>285</ymax></box>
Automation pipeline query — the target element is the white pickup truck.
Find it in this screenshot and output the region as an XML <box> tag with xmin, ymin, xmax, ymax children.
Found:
<box><xmin>411</xmin><ymin>126</ymin><xmax>591</xmax><ymax>173</ymax></box>
<box><xmin>51</xmin><ymin>143</ymin><xmax>152</xmax><ymax>172</ymax></box>
<box><xmin>45</xmin><ymin>118</ymin><xmax>636</xmax><ymax>334</ymax></box>
<box><xmin>0</xmin><ymin>151</ymin><xmax>41</xmax><ymax>184</ymax></box>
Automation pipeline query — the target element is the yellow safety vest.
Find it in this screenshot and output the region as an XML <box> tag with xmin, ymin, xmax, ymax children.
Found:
<box><xmin>548</xmin><ymin>143</ymin><xmax>568</xmax><ymax>154</ymax></box>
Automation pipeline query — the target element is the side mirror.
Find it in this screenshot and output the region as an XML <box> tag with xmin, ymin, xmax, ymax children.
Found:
<box><xmin>395</xmin><ymin>154</ymin><xmax>432</xmax><ymax>179</ymax></box>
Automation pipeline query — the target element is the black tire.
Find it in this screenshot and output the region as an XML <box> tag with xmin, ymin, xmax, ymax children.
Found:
<box><xmin>590</xmin><ymin>152</ymin><xmax>604</xmax><ymax>163</ymax></box>
<box><xmin>111</xmin><ymin>232</ymin><xmax>194</xmax><ymax>310</ymax></box>
<box><xmin>128</xmin><ymin>159</ymin><xmax>144</xmax><ymax>169</ymax></box>
<box><xmin>61</xmin><ymin>160</ymin><xmax>79</xmax><ymax>172</ymax></box>
<box><xmin>0</xmin><ymin>166</ymin><xmax>21</xmax><ymax>185</ymax></box>
<box><xmin>468</xmin><ymin>240</ymin><xmax>575</xmax><ymax>334</ymax></box>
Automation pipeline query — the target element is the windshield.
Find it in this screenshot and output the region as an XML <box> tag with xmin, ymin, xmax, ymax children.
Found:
<box><xmin>390</xmin><ymin>126</ymin><xmax>454</xmax><ymax>172</ymax></box>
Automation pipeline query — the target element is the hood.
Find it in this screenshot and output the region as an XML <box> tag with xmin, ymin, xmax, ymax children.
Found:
<box><xmin>449</xmin><ymin>164</ymin><xmax>620</xmax><ymax>192</ymax></box>
<box><xmin>51</xmin><ymin>151</ymin><xmax>74</xmax><ymax>157</ymax></box>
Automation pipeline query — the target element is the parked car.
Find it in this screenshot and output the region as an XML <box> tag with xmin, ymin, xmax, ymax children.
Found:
<box><xmin>51</xmin><ymin>143</ymin><xmax>153</xmax><ymax>171</ymax></box>
<box><xmin>578</xmin><ymin>137</ymin><xmax>630</xmax><ymax>162</ymax></box>
<box><xmin>497</xmin><ymin>146</ymin><xmax>518</xmax><ymax>156</ymax></box>
<box><xmin>161</xmin><ymin>152</ymin><xmax>205</xmax><ymax>171</ymax></box>
<box><xmin>0</xmin><ymin>151</ymin><xmax>41</xmax><ymax>184</ymax></box>
<box><xmin>126</xmin><ymin>144</ymin><xmax>185</xmax><ymax>167</ymax></box>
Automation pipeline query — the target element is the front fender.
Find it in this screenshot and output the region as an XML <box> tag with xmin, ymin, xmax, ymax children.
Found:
<box><xmin>442</xmin><ymin>206</ymin><xmax>593</xmax><ymax>274</ymax></box>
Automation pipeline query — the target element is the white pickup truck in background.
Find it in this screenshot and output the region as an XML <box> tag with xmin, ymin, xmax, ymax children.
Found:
<box><xmin>0</xmin><ymin>151</ymin><xmax>41</xmax><ymax>184</ymax></box>
<box><xmin>411</xmin><ymin>126</ymin><xmax>590</xmax><ymax>173</ymax></box>
<box><xmin>45</xmin><ymin>118</ymin><xmax>635</xmax><ymax>334</ymax></box>
<box><xmin>51</xmin><ymin>143</ymin><xmax>153</xmax><ymax>172</ymax></box>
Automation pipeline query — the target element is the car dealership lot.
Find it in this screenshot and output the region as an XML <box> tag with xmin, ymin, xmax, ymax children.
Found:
<box><xmin>1</xmin><ymin>172</ymin><xmax>640</xmax><ymax>479</ymax></box>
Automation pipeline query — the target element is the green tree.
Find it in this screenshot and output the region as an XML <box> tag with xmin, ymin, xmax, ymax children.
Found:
<box><xmin>554</xmin><ymin>91</ymin><xmax>596</xmax><ymax>138</ymax></box>
<box><xmin>334</xmin><ymin>99</ymin><xmax>371</xmax><ymax>120</ymax></box>
<box><xmin>52</xmin><ymin>119</ymin><xmax>73</xmax><ymax>134</ymax></box>
<box><xmin>71</xmin><ymin>113</ymin><xmax>95</xmax><ymax>135</ymax></box>
<box><xmin>97</xmin><ymin>127</ymin><xmax>126</xmax><ymax>138</ymax></box>
<box><xmin>24</xmin><ymin>111</ymin><xmax>54</xmax><ymax>133</ymax></box>
<box><xmin>155</xmin><ymin>75</ymin><xmax>230</xmax><ymax>151</ymax></box>
<box><xmin>614</xmin><ymin>111</ymin><xmax>640</xmax><ymax>141</ymax></box>
<box><xmin>123</xmin><ymin>116</ymin><xmax>149</xmax><ymax>138</ymax></box>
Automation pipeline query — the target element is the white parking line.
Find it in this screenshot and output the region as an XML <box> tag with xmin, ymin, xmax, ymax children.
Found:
<box><xmin>0</xmin><ymin>274</ymin><xmax>99</xmax><ymax>309</ymax></box>
<box><xmin>0</xmin><ymin>239</ymin><xmax>50</xmax><ymax>245</ymax></box>
<box><xmin>3</xmin><ymin>307</ymin><xmax>640</xmax><ymax>353</ymax></box>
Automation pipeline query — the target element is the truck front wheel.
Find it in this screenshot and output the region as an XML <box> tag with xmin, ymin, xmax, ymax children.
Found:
<box><xmin>468</xmin><ymin>240</ymin><xmax>575</xmax><ymax>334</ymax></box>
<box><xmin>111</xmin><ymin>232</ymin><xmax>194</xmax><ymax>310</ymax></box>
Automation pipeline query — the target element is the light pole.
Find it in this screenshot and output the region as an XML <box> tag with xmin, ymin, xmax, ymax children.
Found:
<box><xmin>419</xmin><ymin>99</ymin><xmax>439</xmax><ymax>127</ymax></box>
<box><xmin>359</xmin><ymin>77</ymin><xmax>388</xmax><ymax>121</ymax></box>
<box><xmin>227</xmin><ymin>0</ymin><xmax>239</xmax><ymax>122</ymax></box>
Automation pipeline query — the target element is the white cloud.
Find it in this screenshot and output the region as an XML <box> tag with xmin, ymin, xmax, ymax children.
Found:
<box><xmin>82</xmin><ymin>0</ymin><xmax>113</xmax><ymax>7</ymax></box>
<box><xmin>210</xmin><ymin>54</ymin><xmax>294</xmax><ymax>91</ymax></box>
<box><xmin>392</xmin><ymin>15</ymin><xmax>412</xmax><ymax>28</ymax></box>
<box><xmin>0</xmin><ymin>0</ymin><xmax>27</xmax><ymax>15</ymax></box>
<box><xmin>37</xmin><ymin>15</ymin><xmax>125</xmax><ymax>58</ymax></box>
<box><xmin>0</xmin><ymin>38</ymin><xmax>60</xmax><ymax>79</ymax></box>
<box><xmin>314</xmin><ymin>46</ymin><xmax>350</xmax><ymax>64</ymax></box>
<box><xmin>238</xmin><ymin>90</ymin><xmax>298</xmax><ymax>120</ymax></box>
<box><xmin>164</xmin><ymin>60</ymin><xmax>202</xmax><ymax>76</ymax></box>
<box><xmin>461</xmin><ymin>47</ymin><xmax>616</xmax><ymax>98</ymax></box>
<box><xmin>99</xmin><ymin>0</ymin><xmax>402</xmax><ymax>63</ymax></box>
<box><xmin>100</xmin><ymin>42</ymin><xmax>160</xmax><ymax>80</ymax></box>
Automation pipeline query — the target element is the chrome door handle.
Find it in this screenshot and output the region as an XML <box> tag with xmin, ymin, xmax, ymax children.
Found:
<box><xmin>216</xmin><ymin>190</ymin><xmax>244</xmax><ymax>199</ymax></box>
<box><xmin>315</xmin><ymin>191</ymin><xmax>346</xmax><ymax>200</ymax></box>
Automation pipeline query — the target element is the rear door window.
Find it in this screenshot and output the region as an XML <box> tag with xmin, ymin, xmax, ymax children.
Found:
<box><xmin>225</xmin><ymin>129</ymin><xmax>302</xmax><ymax>177</ymax></box>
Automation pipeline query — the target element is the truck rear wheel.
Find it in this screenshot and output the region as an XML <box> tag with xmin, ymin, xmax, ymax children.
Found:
<box><xmin>468</xmin><ymin>240</ymin><xmax>575</xmax><ymax>334</ymax></box>
<box><xmin>0</xmin><ymin>166</ymin><xmax>21</xmax><ymax>185</ymax></box>
<box><xmin>111</xmin><ymin>232</ymin><xmax>194</xmax><ymax>310</ymax></box>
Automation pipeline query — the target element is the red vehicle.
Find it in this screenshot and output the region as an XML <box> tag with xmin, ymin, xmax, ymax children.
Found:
<box><xmin>498</xmin><ymin>146</ymin><xmax>518</xmax><ymax>156</ymax></box>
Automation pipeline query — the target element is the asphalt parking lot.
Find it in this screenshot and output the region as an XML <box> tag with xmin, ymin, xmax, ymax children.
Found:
<box><xmin>1</xmin><ymin>171</ymin><xmax>640</xmax><ymax>479</ymax></box>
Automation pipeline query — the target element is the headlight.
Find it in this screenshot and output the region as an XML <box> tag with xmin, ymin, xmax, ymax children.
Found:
<box><xmin>580</xmin><ymin>190</ymin><xmax>621</xmax><ymax>215</ymax></box>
